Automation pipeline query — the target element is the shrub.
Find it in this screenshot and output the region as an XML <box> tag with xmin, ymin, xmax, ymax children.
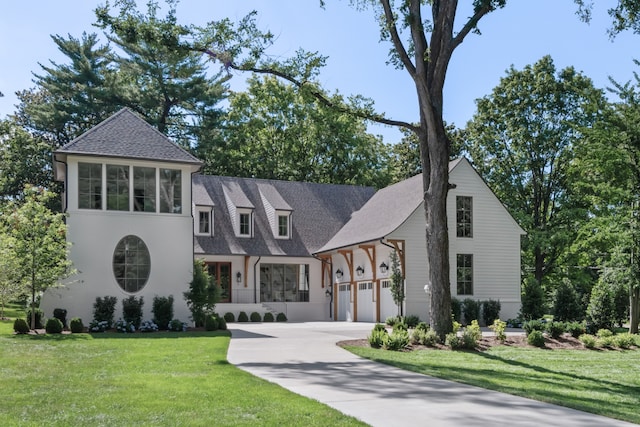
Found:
<box><xmin>224</xmin><ymin>312</ymin><xmax>235</xmax><ymax>323</ymax></box>
<box><xmin>368</xmin><ymin>328</ymin><xmax>388</xmax><ymax>348</ymax></box>
<box><xmin>505</xmin><ymin>318</ymin><xmax>523</xmax><ymax>328</ymax></box>
<box><xmin>579</xmin><ymin>334</ymin><xmax>597</xmax><ymax>349</ymax></box>
<box><xmin>45</xmin><ymin>318</ymin><xmax>63</xmax><ymax>334</ymax></box>
<box><xmin>599</xmin><ymin>335</ymin><xmax>616</xmax><ymax>349</ymax></box>
<box><xmin>392</xmin><ymin>321</ymin><xmax>408</xmax><ymax>333</ymax></box>
<box><xmin>152</xmin><ymin>296</ymin><xmax>174</xmax><ymax>331</ymax></box>
<box><xmin>89</xmin><ymin>320</ymin><xmax>110</xmax><ymax>332</ymax></box>
<box><xmin>596</xmin><ymin>328</ymin><xmax>613</xmax><ymax>338</ymax></box>
<box><xmin>586</xmin><ymin>279</ymin><xmax>616</xmax><ymax>331</ymax></box>
<box><xmin>250</xmin><ymin>312</ymin><xmax>262</xmax><ymax>322</ymax></box>
<box><xmin>385</xmin><ymin>329</ymin><xmax>410</xmax><ymax>351</ymax></box>
<box><xmin>13</xmin><ymin>318</ymin><xmax>30</xmax><ymax>334</ymax></box>
<box><xmin>445</xmin><ymin>332</ymin><xmax>463</xmax><ymax>349</ymax></box>
<box><xmin>122</xmin><ymin>296</ymin><xmax>144</xmax><ymax>329</ymax></box>
<box><xmin>168</xmin><ymin>319</ymin><xmax>187</xmax><ymax>332</ymax></box>
<box><xmin>237</xmin><ymin>311</ymin><xmax>249</xmax><ymax>322</ymax></box>
<box><xmin>461</xmin><ymin>298</ymin><xmax>481</xmax><ymax>325</ymax></box>
<box><xmin>489</xmin><ymin>319</ymin><xmax>507</xmax><ymax>342</ymax></box>
<box><xmin>373</xmin><ymin>323</ymin><xmax>387</xmax><ymax>332</ymax></box>
<box><xmin>523</xmin><ymin>319</ymin><xmax>545</xmax><ymax>336</ymax></box>
<box><xmin>263</xmin><ymin>312</ymin><xmax>275</xmax><ymax>322</ymax></box>
<box><xmin>93</xmin><ymin>296</ymin><xmax>117</xmax><ymax>329</ymax></box>
<box><xmin>566</xmin><ymin>321</ymin><xmax>586</xmax><ymax>338</ymax></box>
<box><xmin>184</xmin><ymin>259</ymin><xmax>221</xmax><ymax>327</ymax></box>
<box><xmin>114</xmin><ymin>319</ymin><xmax>135</xmax><ymax>333</ymax></box>
<box><xmin>205</xmin><ymin>314</ymin><xmax>219</xmax><ymax>331</ymax></box>
<box><xmin>25</xmin><ymin>308</ymin><xmax>44</xmax><ymax>329</ymax></box>
<box><xmin>452</xmin><ymin>321</ymin><xmax>461</xmax><ymax>334</ymax></box>
<box><xmin>405</xmin><ymin>315</ymin><xmax>420</xmax><ymax>328</ymax></box>
<box><xmin>385</xmin><ymin>316</ymin><xmax>400</xmax><ymax>326</ymax></box>
<box><xmin>276</xmin><ymin>312</ymin><xmax>287</xmax><ymax>322</ymax></box>
<box><xmin>527</xmin><ymin>330</ymin><xmax>545</xmax><ymax>347</ymax></box>
<box><xmin>69</xmin><ymin>317</ymin><xmax>84</xmax><ymax>333</ymax></box>
<box><xmin>53</xmin><ymin>308</ymin><xmax>68</xmax><ymax>329</ymax></box>
<box><xmin>217</xmin><ymin>316</ymin><xmax>227</xmax><ymax>330</ymax></box>
<box><xmin>520</xmin><ymin>277</ymin><xmax>546</xmax><ymax>320</ymax></box>
<box><xmin>482</xmin><ymin>299</ymin><xmax>501</xmax><ymax>325</ymax></box>
<box><xmin>545</xmin><ymin>321</ymin><xmax>566</xmax><ymax>339</ymax></box>
<box><xmin>410</xmin><ymin>328</ymin><xmax>426</xmax><ymax>345</ymax></box>
<box><xmin>461</xmin><ymin>320</ymin><xmax>482</xmax><ymax>349</ymax></box>
<box><xmin>139</xmin><ymin>320</ymin><xmax>159</xmax><ymax>332</ymax></box>
<box><xmin>451</xmin><ymin>297</ymin><xmax>462</xmax><ymax>323</ymax></box>
<box><xmin>615</xmin><ymin>333</ymin><xmax>636</xmax><ymax>349</ymax></box>
<box><xmin>414</xmin><ymin>322</ymin><xmax>429</xmax><ymax>332</ymax></box>
<box><xmin>423</xmin><ymin>329</ymin><xmax>440</xmax><ymax>346</ymax></box>
<box><xmin>552</xmin><ymin>279</ymin><xmax>583</xmax><ymax>322</ymax></box>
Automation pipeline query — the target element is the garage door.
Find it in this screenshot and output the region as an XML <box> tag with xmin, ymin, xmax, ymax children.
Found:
<box><xmin>357</xmin><ymin>281</ymin><xmax>374</xmax><ymax>322</ymax></box>
<box><xmin>380</xmin><ymin>279</ymin><xmax>396</xmax><ymax>321</ymax></box>
<box><xmin>337</xmin><ymin>284</ymin><xmax>352</xmax><ymax>321</ymax></box>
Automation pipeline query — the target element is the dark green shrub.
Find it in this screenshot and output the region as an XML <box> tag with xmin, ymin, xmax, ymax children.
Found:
<box><xmin>527</xmin><ymin>330</ymin><xmax>545</xmax><ymax>347</ymax></box>
<box><xmin>224</xmin><ymin>312</ymin><xmax>235</xmax><ymax>323</ymax></box>
<box><xmin>122</xmin><ymin>296</ymin><xmax>144</xmax><ymax>329</ymax></box>
<box><xmin>482</xmin><ymin>299</ymin><xmax>501</xmax><ymax>325</ymax></box>
<box><xmin>461</xmin><ymin>298</ymin><xmax>480</xmax><ymax>325</ymax></box>
<box><xmin>405</xmin><ymin>315</ymin><xmax>420</xmax><ymax>328</ymax></box>
<box><xmin>566</xmin><ymin>321</ymin><xmax>586</xmax><ymax>338</ymax></box>
<box><xmin>250</xmin><ymin>312</ymin><xmax>262</xmax><ymax>322</ymax></box>
<box><xmin>545</xmin><ymin>321</ymin><xmax>566</xmax><ymax>339</ymax></box>
<box><xmin>384</xmin><ymin>330</ymin><xmax>409</xmax><ymax>351</ymax></box>
<box><xmin>168</xmin><ymin>319</ymin><xmax>187</xmax><ymax>332</ymax></box>
<box><xmin>520</xmin><ymin>277</ymin><xmax>546</xmax><ymax>320</ymax></box>
<box><xmin>69</xmin><ymin>317</ymin><xmax>84</xmax><ymax>333</ymax></box>
<box><xmin>414</xmin><ymin>322</ymin><xmax>429</xmax><ymax>332</ymax></box>
<box><xmin>392</xmin><ymin>322</ymin><xmax>407</xmax><ymax>333</ymax></box>
<box><xmin>25</xmin><ymin>308</ymin><xmax>44</xmax><ymax>329</ymax></box>
<box><xmin>13</xmin><ymin>318</ymin><xmax>30</xmax><ymax>334</ymax></box>
<box><xmin>152</xmin><ymin>295</ymin><xmax>173</xmax><ymax>331</ymax></box>
<box><xmin>368</xmin><ymin>329</ymin><xmax>388</xmax><ymax>349</ymax></box>
<box><xmin>373</xmin><ymin>323</ymin><xmax>387</xmax><ymax>332</ymax></box>
<box><xmin>552</xmin><ymin>279</ymin><xmax>583</xmax><ymax>322</ymax></box>
<box><xmin>263</xmin><ymin>312</ymin><xmax>275</xmax><ymax>322</ymax></box>
<box><xmin>385</xmin><ymin>316</ymin><xmax>400</xmax><ymax>326</ymax></box>
<box><xmin>217</xmin><ymin>316</ymin><xmax>227</xmax><ymax>330</ymax></box>
<box><xmin>53</xmin><ymin>308</ymin><xmax>68</xmax><ymax>329</ymax></box>
<box><xmin>93</xmin><ymin>296</ymin><xmax>117</xmax><ymax>328</ymax></box>
<box><xmin>451</xmin><ymin>297</ymin><xmax>462</xmax><ymax>323</ymax></box>
<box><xmin>276</xmin><ymin>312</ymin><xmax>287</xmax><ymax>322</ymax></box>
<box><xmin>523</xmin><ymin>319</ymin><xmax>545</xmax><ymax>336</ymax></box>
<box><xmin>45</xmin><ymin>318</ymin><xmax>63</xmax><ymax>334</ymax></box>
<box><xmin>586</xmin><ymin>279</ymin><xmax>615</xmax><ymax>331</ymax></box>
<box><xmin>423</xmin><ymin>329</ymin><xmax>440</xmax><ymax>346</ymax></box>
<box><xmin>205</xmin><ymin>314</ymin><xmax>219</xmax><ymax>331</ymax></box>
<box><xmin>238</xmin><ymin>311</ymin><xmax>249</xmax><ymax>322</ymax></box>
<box><xmin>184</xmin><ymin>259</ymin><xmax>221</xmax><ymax>327</ymax></box>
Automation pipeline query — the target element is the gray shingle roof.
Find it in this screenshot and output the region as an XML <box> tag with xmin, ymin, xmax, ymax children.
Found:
<box><xmin>55</xmin><ymin>108</ymin><xmax>202</xmax><ymax>165</ymax></box>
<box><xmin>316</xmin><ymin>158</ymin><xmax>463</xmax><ymax>253</ymax></box>
<box><xmin>193</xmin><ymin>175</ymin><xmax>375</xmax><ymax>257</ymax></box>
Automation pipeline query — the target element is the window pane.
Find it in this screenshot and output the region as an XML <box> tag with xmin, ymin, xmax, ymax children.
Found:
<box><xmin>113</xmin><ymin>235</ymin><xmax>151</xmax><ymax>293</ymax></box>
<box><xmin>456</xmin><ymin>196</ymin><xmax>473</xmax><ymax>238</ymax></box>
<box><xmin>456</xmin><ymin>254</ymin><xmax>473</xmax><ymax>295</ymax></box>
<box><xmin>239</xmin><ymin>213</ymin><xmax>250</xmax><ymax>235</ymax></box>
<box><xmin>199</xmin><ymin>211</ymin><xmax>210</xmax><ymax>234</ymax></box>
<box><xmin>106</xmin><ymin>165</ymin><xmax>129</xmax><ymax>211</ymax></box>
<box><xmin>78</xmin><ymin>163</ymin><xmax>102</xmax><ymax>209</ymax></box>
<box><xmin>133</xmin><ymin>167</ymin><xmax>156</xmax><ymax>212</ymax></box>
<box><xmin>260</xmin><ymin>263</ymin><xmax>309</xmax><ymax>302</ymax></box>
<box><xmin>278</xmin><ymin>215</ymin><xmax>288</xmax><ymax>237</ymax></box>
<box><xmin>160</xmin><ymin>169</ymin><xmax>181</xmax><ymax>213</ymax></box>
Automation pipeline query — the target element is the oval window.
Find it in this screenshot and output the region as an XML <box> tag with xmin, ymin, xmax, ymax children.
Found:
<box><xmin>113</xmin><ymin>235</ymin><xmax>150</xmax><ymax>293</ymax></box>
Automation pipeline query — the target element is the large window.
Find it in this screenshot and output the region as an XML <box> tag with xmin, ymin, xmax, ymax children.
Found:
<box><xmin>456</xmin><ymin>254</ymin><xmax>473</xmax><ymax>295</ymax></box>
<box><xmin>78</xmin><ymin>162</ymin><xmax>102</xmax><ymax>209</ymax></box>
<box><xmin>456</xmin><ymin>196</ymin><xmax>473</xmax><ymax>238</ymax></box>
<box><xmin>278</xmin><ymin>214</ymin><xmax>289</xmax><ymax>238</ymax></box>
<box><xmin>206</xmin><ymin>262</ymin><xmax>231</xmax><ymax>303</ymax></box>
<box><xmin>133</xmin><ymin>167</ymin><xmax>156</xmax><ymax>212</ymax></box>
<box><xmin>106</xmin><ymin>165</ymin><xmax>129</xmax><ymax>211</ymax></box>
<box><xmin>113</xmin><ymin>235</ymin><xmax>151</xmax><ymax>293</ymax></box>
<box><xmin>159</xmin><ymin>168</ymin><xmax>181</xmax><ymax>213</ymax></box>
<box><xmin>260</xmin><ymin>264</ymin><xmax>309</xmax><ymax>302</ymax></box>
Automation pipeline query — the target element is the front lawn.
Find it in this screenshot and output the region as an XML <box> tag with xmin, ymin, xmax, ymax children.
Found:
<box><xmin>345</xmin><ymin>343</ymin><xmax>640</xmax><ymax>424</ymax></box>
<box><xmin>0</xmin><ymin>319</ymin><xmax>365</xmax><ymax>426</ymax></box>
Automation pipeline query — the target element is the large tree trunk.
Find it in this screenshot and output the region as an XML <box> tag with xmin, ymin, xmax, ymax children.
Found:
<box><xmin>630</xmin><ymin>286</ymin><xmax>640</xmax><ymax>334</ymax></box>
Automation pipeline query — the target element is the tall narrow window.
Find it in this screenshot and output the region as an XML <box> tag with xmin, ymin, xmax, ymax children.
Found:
<box><xmin>278</xmin><ymin>214</ymin><xmax>289</xmax><ymax>238</ymax></box>
<box><xmin>456</xmin><ymin>254</ymin><xmax>473</xmax><ymax>295</ymax></box>
<box><xmin>199</xmin><ymin>211</ymin><xmax>210</xmax><ymax>234</ymax></box>
<box><xmin>456</xmin><ymin>196</ymin><xmax>473</xmax><ymax>237</ymax></box>
<box><xmin>133</xmin><ymin>167</ymin><xmax>156</xmax><ymax>212</ymax></box>
<box><xmin>78</xmin><ymin>162</ymin><xmax>102</xmax><ymax>209</ymax></box>
<box><xmin>160</xmin><ymin>169</ymin><xmax>181</xmax><ymax>213</ymax></box>
<box><xmin>239</xmin><ymin>212</ymin><xmax>251</xmax><ymax>236</ymax></box>
<box><xmin>106</xmin><ymin>165</ymin><xmax>129</xmax><ymax>211</ymax></box>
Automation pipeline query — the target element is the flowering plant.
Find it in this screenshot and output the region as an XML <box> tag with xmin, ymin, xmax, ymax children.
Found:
<box><xmin>89</xmin><ymin>320</ymin><xmax>110</xmax><ymax>332</ymax></box>
<box><xmin>139</xmin><ymin>320</ymin><xmax>159</xmax><ymax>332</ymax></box>
<box><xmin>115</xmin><ymin>318</ymin><xmax>135</xmax><ymax>333</ymax></box>
<box><xmin>168</xmin><ymin>319</ymin><xmax>188</xmax><ymax>332</ymax></box>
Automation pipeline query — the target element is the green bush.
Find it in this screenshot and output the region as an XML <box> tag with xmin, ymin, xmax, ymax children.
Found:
<box><xmin>461</xmin><ymin>320</ymin><xmax>482</xmax><ymax>349</ymax></box>
<box><xmin>217</xmin><ymin>316</ymin><xmax>227</xmax><ymax>330</ymax></box>
<box><xmin>25</xmin><ymin>308</ymin><xmax>44</xmax><ymax>329</ymax></box>
<box><xmin>53</xmin><ymin>308</ymin><xmax>68</xmax><ymax>329</ymax></box>
<box><xmin>69</xmin><ymin>317</ymin><xmax>84</xmax><ymax>333</ymax></box>
<box><xmin>552</xmin><ymin>279</ymin><xmax>583</xmax><ymax>322</ymax></box>
<box><xmin>566</xmin><ymin>321</ymin><xmax>586</xmax><ymax>338</ymax></box>
<box><xmin>263</xmin><ymin>312</ymin><xmax>275</xmax><ymax>322</ymax></box>
<box><xmin>451</xmin><ymin>297</ymin><xmax>462</xmax><ymax>323</ymax></box>
<box><xmin>152</xmin><ymin>295</ymin><xmax>173</xmax><ymax>331</ymax></box>
<box><xmin>276</xmin><ymin>312</ymin><xmax>287</xmax><ymax>322</ymax></box>
<box><xmin>527</xmin><ymin>330</ymin><xmax>545</xmax><ymax>347</ymax></box>
<box><xmin>520</xmin><ymin>277</ymin><xmax>546</xmax><ymax>320</ymax></box>
<box><xmin>238</xmin><ymin>311</ymin><xmax>249</xmax><ymax>322</ymax></box>
<box><xmin>523</xmin><ymin>319</ymin><xmax>545</xmax><ymax>336</ymax></box>
<box><xmin>461</xmin><ymin>298</ymin><xmax>481</xmax><ymax>325</ymax></box>
<box><xmin>615</xmin><ymin>333</ymin><xmax>636</xmax><ymax>349</ymax></box>
<box><xmin>385</xmin><ymin>330</ymin><xmax>409</xmax><ymax>351</ymax></box>
<box><xmin>373</xmin><ymin>323</ymin><xmax>387</xmax><ymax>332</ymax></box>
<box><xmin>414</xmin><ymin>322</ymin><xmax>429</xmax><ymax>332</ymax></box>
<box><xmin>482</xmin><ymin>299</ymin><xmax>501</xmax><ymax>325</ymax></box>
<box><xmin>587</xmin><ymin>279</ymin><xmax>616</xmax><ymax>331</ymax></box>
<box><xmin>579</xmin><ymin>334</ymin><xmax>597</xmax><ymax>349</ymax></box>
<box><xmin>489</xmin><ymin>319</ymin><xmax>507</xmax><ymax>342</ymax></box>
<box><xmin>93</xmin><ymin>296</ymin><xmax>117</xmax><ymax>329</ymax></box>
<box><xmin>545</xmin><ymin>321</ymin><xmax>566</xmax><ymax>339</ymax></box>
<box><xmin>250</xmin><ymin>312</ymin><xmax>262</xmax><ymax>322</ymax></box>
<box><xmin>445</xmin><ymin>332</ymin><xmax>463</xmax><ymax>349</ymax></box>
<box><xmin>205</xmin><ymin>314</ymin><xmax>219</xmax><ymax>331</ymax></box>
<box><xmin>405</xmin><ymin>315</ymin><xmax>420</xmax><ymax>328</ymax></box>
<box><xmin>122</xmin><ymin>296</ymin><xmax>144</xmax><ymax>329</ymax></box>
<box><xmin>599</xmin><ymin>335</ymin><xmax>616</xmax><ymax>348</ymax></box>
<box><xmin>168</xmin><ymin>319</ymin><xmax>187</xmax><ymax>332</ymax></box>
<box><xmin>13</xmin><ymin>318</ymin><xmax>30</xmax><ymax>334</ymax></box>
<box><xmin>596</xmin><ymin>328</ymin><xmax>613</xmax><ymax>338</ymax></box>
<box><xmin>385</xmin><ymin>316</ymin><xmax>400</xmax><ymax>326</ymax></box>
<box><xmin>224</xmin><ymin>312</ymin><xmax>235</xmax><ymax>323</ymax></box>
<box><xmin>45</xmin><ymin>318</ymin><xmax>63</xmax><ymax>334</ymax></box>
<box><xmin>392</xmin><ymin>322</ymin><xmax>408</xmax><ymax>333</ymax></box>
<box><xmin>368</xmin><ymin>328</ymin><xmax>388</xmax><ymax>349</ymax></box>
<box><xmin>423</xmin><ymin>329</ymin><xmax>440</xmax><ymax>346</ymax></box>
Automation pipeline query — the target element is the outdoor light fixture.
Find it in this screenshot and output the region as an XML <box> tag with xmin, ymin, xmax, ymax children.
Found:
<box><xmin>325</xmin><ymin>287</ymin><xmax>332</xmax><ymax>297</ymax></box>
<box><xmin>335</xmin><ymin>269</ymin><xmax>343</xmax><ymax>279</ymax></box>
<box><xmin>356</xmin><ymin>266</ymin><xmax>364</xmax><ymax>277</ymax></box>
<box><xmin>379</xmin><ymin>262</ymin><xmax>388</xmax><ymax>274</ymax></box>
<box><xmin>236</xmin><ymin>271</ymin><xmax>242</xmax><ymax>283</ymax></box>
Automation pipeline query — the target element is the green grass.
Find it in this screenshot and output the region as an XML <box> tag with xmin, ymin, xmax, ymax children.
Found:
<box><xmin>0</xmin><ymin>319</ymin><xmax>365</xmax><ymax>427</ymax></box>
<box><xmin>345</xmin><ymin>344</ymin><xmax>640</xmax><ymax>424</ymax></box>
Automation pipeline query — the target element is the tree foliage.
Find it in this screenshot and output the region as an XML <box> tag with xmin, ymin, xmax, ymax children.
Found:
<box><xmin>184</xmin><ymin>259</ymin><xmax>220</xmax><ymax>327</ymax></box>
<box><xmin>389</xmin><ymin>250</ymin><xmax>404</xmax><ymax>317</ymax></box>
<box><xmin>0</xmin><ymin>230</ymin><xmax>22</xmax><ymax>319</ymax></box>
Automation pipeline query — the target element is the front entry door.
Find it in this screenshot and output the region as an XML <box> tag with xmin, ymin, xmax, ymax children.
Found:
<box><xmin>207</xmin><ymin>262</ymin><xmax>232</xmax><ymax>303</ymax></box>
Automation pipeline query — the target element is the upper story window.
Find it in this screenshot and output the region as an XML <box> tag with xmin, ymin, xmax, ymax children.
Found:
<box><xmin>78</xmin><ymin>162</ymin><xmax>102</xmax><ymax>209</ymax></box>
<box><xmin>277</xmin><ymin>214</ymin><xmax>290</xmax><ymax>238</ymax></box>
<box><xmin>456</xmin><ymin>254</ymin><xmax>473</xmax><ymax>295</ymax></box>
<box><xmin>239</xmin><ymin>211</ymin><xmax>252</xmax><ymax>237</ymax></box>
<box><xmin>106</xmin><ymin>165</ymin><xmax>130</xmax><ymax>211</ymax></box>
<box><xmin>456</xmin><ymin>196</ymin><xmax>473</xmax><ymax>238</ymax></box>
<box><xmin>160</xmin><ymin>169</ymin><xmax>182</xmax><ymax>214</ymax></box>
<box><xmin>133</xmin><ymin>167</ymin><xmax>156</xmax><ymax>212</ymax></box>
<box><xmin>195</xmin><ymin>208</ymin><xmax>213</xmax><ymax>236</ymax></box>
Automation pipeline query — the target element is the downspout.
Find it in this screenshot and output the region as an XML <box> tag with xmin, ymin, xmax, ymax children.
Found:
<box><xmin>253</xmin><ymin>256</ymin><xmax>262</xmax><ymax>304</ymax></box>
<box><xmin>312</xmin><ymin>254</ymin><xmax>333</xmax><ymax>319</ymax></box>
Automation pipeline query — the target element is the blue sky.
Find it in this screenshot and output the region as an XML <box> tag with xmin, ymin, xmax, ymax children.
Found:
<box><xmin>1</xmin><ymin>1</ymin><xmax>638</xmax><ymax>144</ymax></box>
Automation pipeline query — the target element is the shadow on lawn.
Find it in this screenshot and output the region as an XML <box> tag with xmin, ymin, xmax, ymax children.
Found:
<box><xmin>7</xmin><ymin>330</ymin><xmax>230</xmax><ymax>340</ymax></box>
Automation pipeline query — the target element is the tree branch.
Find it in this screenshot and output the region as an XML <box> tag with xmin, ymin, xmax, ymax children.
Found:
<box><xmin>380</xmin><ymin>0</ymin><xmax>417</xmax><ymax>78</ymax></box>
<box><xmin>452</xmin><ymin>3</ymin><xmax>494</xmax><ymax>50</ymax></box>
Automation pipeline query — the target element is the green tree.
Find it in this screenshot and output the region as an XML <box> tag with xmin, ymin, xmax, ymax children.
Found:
<box><xmin>552</xmin><ymin>278</ymin><xmax>583</xmax><ymax>322</ymax></box>
<box><xmin>5</xmin><ymin>186</ymin><xmax>74</xmax><ymax>329</ymax></box>
<box><xmin>183</xmin><ymin>259</ymin><xmax>220</xmax><ymax>327</ymax></box>
<box><xmin>0</xmin><ymin>230</ymin><xmax>22</xmax><ymax>319</ymax></box>
<box><xmin>389</xmin><ymin>250</ymin><xmax>404</xmax><ymax>317</ymax></box>
<box><xmin>464</xmin><ymin>56</ymin><xmax>606</xmax><ymax>291</ymax></box>
<box><xmin>520</xmin><ymin>276</ymin><xmax>545</xmax><ymax>320</ymax></box>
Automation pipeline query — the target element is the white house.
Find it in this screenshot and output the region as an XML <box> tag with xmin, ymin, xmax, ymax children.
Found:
<box><xmin>41</xmin><ymin>108</ymin><xmax>524</xmax><ymax>324</ymax></box>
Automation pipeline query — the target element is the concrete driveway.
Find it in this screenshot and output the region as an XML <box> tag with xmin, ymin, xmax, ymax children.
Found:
<box><xmin>227</xmin><ymin>322</ymin><xmax>634</xmax><ymax>427</ymax></box>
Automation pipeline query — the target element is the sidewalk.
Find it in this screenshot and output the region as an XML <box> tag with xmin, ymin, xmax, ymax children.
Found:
<box><xmin>227</xmin><ymin>322</ymin><xmax>634</xmax><ymax>427</ymax></box>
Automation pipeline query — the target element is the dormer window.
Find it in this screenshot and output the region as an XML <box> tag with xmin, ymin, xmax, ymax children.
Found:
<box><xmin>199</xmin><ymin>211</ymin><xmax>211</xmax><ymax>234</ymax></box>
<box><xmin>195</xmin><ymin>206</ymin><xmax>213</xmax><ymax>236</ymax></box>
<box><xmin>239</xmin><ymin>211</ymin><xmax>252</xmax><ymax>237</ymax></box>
<box><xmin>277</xmin><ymin>213</ymin><xmax>290</xmax><ymax>238</ymax></box>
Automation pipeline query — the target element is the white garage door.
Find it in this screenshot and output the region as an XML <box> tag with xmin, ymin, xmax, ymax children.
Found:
<box><xmin>338</xmin><ymin>284</ymin><xmax>352</xmax><ymax>321</ymax></box>
<box><xmin>380</xmin><ymin>279</ymin><xmax>397</xmax><ymax>321</ymax></box>
<box><xmin>357</xmin><ymin>281</ymin><xmax>374</xmax><ymax>322</ymax></box>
